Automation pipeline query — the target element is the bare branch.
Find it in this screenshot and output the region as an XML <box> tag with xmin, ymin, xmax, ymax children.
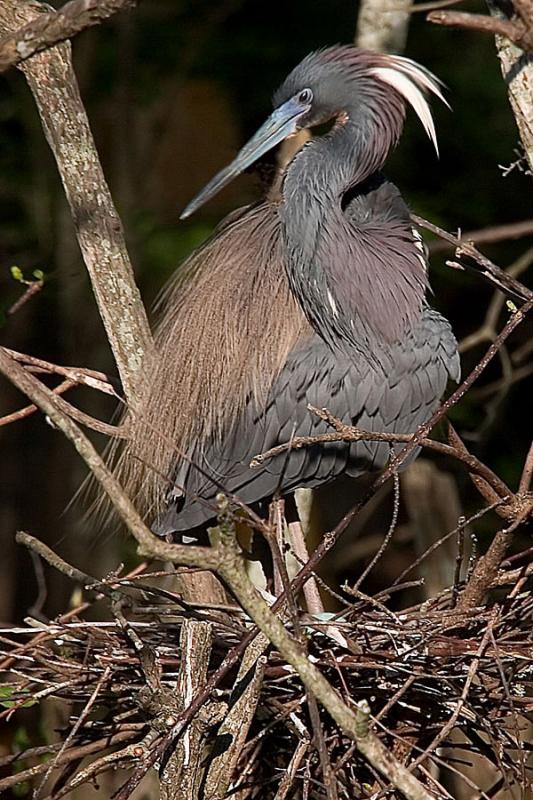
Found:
<box><xmin>0</xmin><ymin>347</ymin><xmax>218</xmax><ymax>570</ymax></box>
<box><xmin>0</xmin><ymin>0</ymin><xmax>137</xmax><ymax>73</ymax></box>
<box><xmin>252</xmin><ymin>409</ymin><xmax>512</xmax><ymax>503</ymax></box>
<box><xmin>428</xmin><ymin>218</ymin><xmax>533</xmax><ymax>253</ymax></box>
<box><xmin>412</xmin><ymin>214</ymin><xmax>533</xmax><ymax>302</ymax></box>
<box><xmin>427</xmin><ymin>9</ymin><xmax>533</xmax><ymax>49</ymax></box>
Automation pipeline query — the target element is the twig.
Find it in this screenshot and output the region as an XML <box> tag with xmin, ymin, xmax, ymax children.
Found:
<box><xmin>428</xmin><ymin>219</ymin><xmax>533</xmax><ymax>254</ymax></box>
<box><xmin>273</xmin><ymin>738</ymin><xmax>310</xmax><ymax>800</ymax></box>
<box><xmin>16</xmin><ymin>531</ymin><xmax>109</xmax><ymax>593</ymax></box>
<box><xmin>0</xmin><ymin>378</ymin><xmax>74</xmax><ymax>428</ymax></box>
<box><xmin>452</xmin><ymin>516</ymin><xmax>466</xmax><ymax>608</ymax></box>
<box><xmin>427</xmin><ymin>10</ymin><xmax>533</xmax><ymax>50</ymax></box>
<box><xmin>34</xmin><ymin>666</ymin><xmax>111</xmax><ymax>799</ymax></box>
<box><xmin>412</xmin><ymin>214</ymin><xmax>533</xmax><ymax>303</ymax></box>
<box><xmin>453</xmin><ymin>527</ymin><xmax>518</xmax><ymax>617</ymax></box>
<box><xmin>352</xmin><ymin>469</ymin><xmax>400</xmax><ymax>591</ymax></box>
<box><xmin>0</xmin><ymin>729</ymin><xmax>142</xmax><ymax>793</ymax></box>
<box><xmin>253</xmin><ymin>411</ymin><xmax>511</xmax><ymax>502</ymax></box>
<box><xmin>518</xmin><ymin>439</ymin><xmax>533</xmax><ymax>494</ymax></box>
<box><xmin>3</xmin><ymin>347</ymin><xmax>119</xmax><ymax>395</ymax></box>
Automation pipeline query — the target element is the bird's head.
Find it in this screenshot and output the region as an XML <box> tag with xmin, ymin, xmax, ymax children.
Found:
<box><xmin>181</xmin><ymin>46</ymin><xmax>447</xmax><ymax>219</ymax></box>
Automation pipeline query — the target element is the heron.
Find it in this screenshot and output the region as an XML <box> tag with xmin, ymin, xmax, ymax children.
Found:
<box><xmin>119</xmin><ymin>45</ymin><xmax>460</xmax><ymax>537</ymax></box>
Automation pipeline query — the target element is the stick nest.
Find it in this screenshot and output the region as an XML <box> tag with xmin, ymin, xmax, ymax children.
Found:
<box><xmin>1</xmin><ymin>563</ymin><xmax>532</xmax><ymax>799</ymax></box>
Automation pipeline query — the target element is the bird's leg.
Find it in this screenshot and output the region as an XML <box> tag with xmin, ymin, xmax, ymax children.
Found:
<box><xmin>266</xmin><ymin>497</ymin><xmax>288</xmax><ymax>598</ymax></box>
<box><xmin>287</xmin><ymin>520</ymin><xmax>325</xmax><ymax>616</ymax></box>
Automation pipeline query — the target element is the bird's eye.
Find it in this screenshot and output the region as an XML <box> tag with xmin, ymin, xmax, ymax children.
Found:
<box><xmin>298</xmin><ymin>88</ymin><xmax>313</xmax><ymax>105</ymax></box>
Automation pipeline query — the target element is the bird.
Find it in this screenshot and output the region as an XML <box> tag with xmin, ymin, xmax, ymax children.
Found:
<box><xmin>117</xmin><ymin>45</ymin><xmax>460</xmax><ymax>537</ymax></box>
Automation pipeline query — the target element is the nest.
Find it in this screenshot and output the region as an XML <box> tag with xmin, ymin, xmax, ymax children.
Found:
<box><xmin>1</xmin><ymin>557</ymin><xmax>532</xmax><ymax>799</ymax></box>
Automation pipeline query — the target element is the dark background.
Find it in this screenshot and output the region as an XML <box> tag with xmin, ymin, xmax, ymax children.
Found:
<box><xmin>0</xmin><ymin>0</ymin><xmax>531</xmax><ymax>622</ymax></box>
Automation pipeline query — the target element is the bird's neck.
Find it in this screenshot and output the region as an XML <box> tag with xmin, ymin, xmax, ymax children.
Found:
<box><xmin>280</xmin><ymin>115</ymin><xmax>428</xmax><ymax>352</ymax></box>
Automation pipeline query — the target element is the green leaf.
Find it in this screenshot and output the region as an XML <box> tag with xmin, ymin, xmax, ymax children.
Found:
<box><xmin>10</xmin><ymin>265</ymin><xmax>24</xmax><ymax>283</ymax></box>
<box><xmin>0</xmin><ymin>685</ymin><xmax>37</xmax><ymax>709</ymax></box>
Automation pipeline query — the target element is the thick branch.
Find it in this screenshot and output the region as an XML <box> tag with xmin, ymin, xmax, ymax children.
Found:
<box><xmin>356</xmin><ymin>0</ymin><xmax>412</xmax><ymax>52</ymax></box>
<box><xmin>427</xmin><ymin>10</ymin><xmax>533</xmax><ymax>49</ymax></box>
<box><xmin>489</xmin><ymin>0</ymin><xmax>533</xmax><ymax>173</ymax></box>
<box><xmin>0</xmin><ymin>1</ymin><xmax>152</xmax><ymax>406</ymax></box>
<box><xmin>0</xmin><ymin>0</ymin><xmax>137</xmax><ymax>72</ymax></box>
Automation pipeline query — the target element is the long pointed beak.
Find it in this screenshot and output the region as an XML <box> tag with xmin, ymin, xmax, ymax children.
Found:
<box><xmin>180</xmin><ymin>97</ymin><xmax>310</xmax><ymax>220</ymax></box>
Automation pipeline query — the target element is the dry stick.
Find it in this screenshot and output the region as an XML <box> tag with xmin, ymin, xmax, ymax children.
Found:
<box><xmin>428</xmin><ymin>219</ymin><xmax>533</xmax><ymax>254</ymax></box>
<box><xmin>0</xmin><ymin>729</ymin><xmax>142</xmax><ymax>793</ymax></box>
<box><xmin>0</xmin><ymin>378</ymin><xmax>74</xmax><ymax>427</ymax></box>
<box><xmin>412</xmin><ymin>214</ymin><xmax>533</xmax><ymax>303</ymax></box>
<box><xmin>253</xmin><ymin>416</ymin><xmax>511</xmax><ymax>502</ymax></box>
<box><xmin>2</xmin><ymin>347</ymin><xmax>119</xmax><ymax>396</ymax></box>
<box><xmin>519</xmin><ymin>439</ymin><xmax>533</xmax><ymax>493</ymax></box>
<box><xmin>0</xmin><ymin>0</ymin><xmax>138</xmax><ymax>73</ymax></box>
<box><xmin>34</xmin><ymin>666</ymin><xmax>112</xmax><ymax>800</ymax></box>
<box><xmin>427</xmin><ymin>10</ymin><xmax>533</xmax><ymax>49</ymax></box>
<box><xmin>0</xmin><ymin>2</ymin><xmax>152</xmax><ymax>405</ymax></box>
<box><xmin>161</xmin><ymin>621</ymin><xmax>213</xmax><ymax>800</ymax></box>
<box><xmin>203</xmin><ymin>637</ymin><xmax>268</xmax><ymax>800</ymax></box>
<box><xmin>0</xmin><ymin>349</ymin><xmax>219</xmax><ymax>571</ymax></box>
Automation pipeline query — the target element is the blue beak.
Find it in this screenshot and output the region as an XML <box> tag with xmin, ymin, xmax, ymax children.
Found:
<box><xmin>180</xmin><ymin>97</ymin><xmax>310</xmax><ymax>220</ymax></box>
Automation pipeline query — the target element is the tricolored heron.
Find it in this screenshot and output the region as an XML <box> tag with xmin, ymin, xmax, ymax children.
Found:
<box><xmin>120</xmin><ymin>45</ymin><xmax>459</xmax><ymax>535</ymax></box>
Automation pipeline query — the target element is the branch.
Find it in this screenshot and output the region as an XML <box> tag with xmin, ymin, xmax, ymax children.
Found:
<box><xmin>160</xmin><ymin>621</ymin><xmax>213</xmax><ymax>800</ymax></box>
<box><xmin>356</xmin><ymin>0</ymin><xmax>412</xmax><ymax>53</ymax></box>
<box><xmin>203</xmin><ymin>636</ymin><xmax>268</xmax><ymax>800</ymax></box>
<box><xmin>412</xmin><ymin>214</ymin><xmax>533</xmax><ymax>302</ymax></box>
<box><xmin>0</xmin><ymin>1</ymin><xmax>152</xmax><ymax>406</ymax></box>
<box><xmin>489</xmin><ymin>0</ymin><xmax>533</xmax><ymax>173</ymax></box>
<box><xmin>0</xmin><ymin>347</ymin><xmax>218</xmax><ymax>571</ymax></box>
<box><xmin>427</xmin><ymin>9</ymin><xmax>533</xmax><ymax>50</ymax></box>
<box><xmin>428</xmin><ymin>219</ymin><xmax>533</xmax><ymax>253</ymax></box>
<box><xmin>0</xmin><ymin>0</ymin><xmax>137</xmax><ymax>73</ymax></box>
<box><xmin>252</xmin><ymin>405</ymin><xmax>512</xmax><ymax>502</ymax></box>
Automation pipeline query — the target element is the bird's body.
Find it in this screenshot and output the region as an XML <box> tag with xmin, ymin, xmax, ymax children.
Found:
<box><xmin>120</xmin><ymin>46</ymin><xmax>459</xmax><ymax>534</ymax></box>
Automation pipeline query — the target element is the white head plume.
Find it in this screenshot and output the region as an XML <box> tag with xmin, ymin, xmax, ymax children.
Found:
<box><xmin>370</xmin><ymin>55</ymin><xmax>448</xmax><ymax>155</ymax></box>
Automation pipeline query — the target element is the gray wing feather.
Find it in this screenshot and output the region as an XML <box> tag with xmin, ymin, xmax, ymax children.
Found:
<box><xmin>158</xmin><ymin>307</ymin><xmax>459</xmax><ymax>533</ymax></box>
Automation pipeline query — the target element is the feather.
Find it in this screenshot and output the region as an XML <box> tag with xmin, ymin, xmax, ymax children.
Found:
<box><xmin>370</xmin><ymin>56</ymin><xmax>449</xmax><ymax>155</ymax></box>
